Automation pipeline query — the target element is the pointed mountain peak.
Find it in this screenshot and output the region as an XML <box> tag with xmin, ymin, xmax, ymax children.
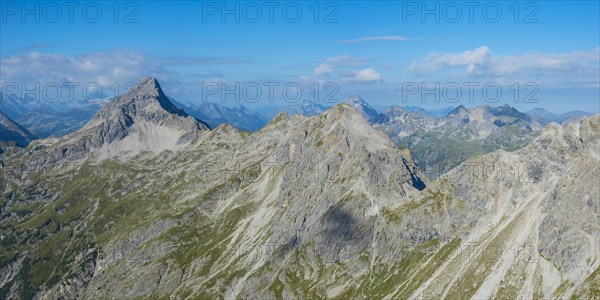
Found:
<box><xmin>70</xmin><ymin>77</ymin><xmax>210</xmax><ymax>157</ymax></box>
<box><xmin>448</xmin><ymin>105</ymin><xmax>468</xmax><ymax>115</ymax></box>
<box><xmin>346</xmin><ymin>95</ymin><xmax>366</xmax><ymax>104</ymax></box>
<box><xmin>343</xmin><ymin>95</ymin><xmax>378</xmax><ymax>121</ymax></box>
<box><xmin>344</xmin><ymin>95</ymin><xmax>373</xmax><ymax>110</ymax></box>
<box><xmin>142</xmin><ymin>76</ymin><xmax>159</xmax><ymax>85</ymax></box>
<box><xmin>138</xmin><ymin>76</ymin><xmax>160</xmax><ymax>88</ymax></box>
<box><xmin>114</xmin><ymin>77</ymin><xmax>188</xmax><ymax>118</ymax></box>
<box><xmin>120</xmin><ymin>77</ymin><xmax>161</xmax><ymax>100</ymax></box>
<box><xmin>92</xmin><ymin>77</ymin><xmax>206</xmax><ymax>127</ymax></box>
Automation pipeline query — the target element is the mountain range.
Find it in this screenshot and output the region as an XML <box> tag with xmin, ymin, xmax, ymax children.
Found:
<box><xmin>0</xmin><ymin>93</ymin><xmax>108</xmax><ymax>139</ymax></box>
<box><xmin>1</xmin><ymin>87</ymin><xmax>595</xmax><ymax>183</ymax></box>
<box><xmin>170</xmin><ymin>99</ymin><xmax>268</xmax><ymax>132</ymax></box>
<box><xmin>0</xmin><ymin>110</ymin><xmax>36</xmax><ymax>148</ymax></box>
<box><xmin>2</xmin><ymin>88</ymin><xmax>594</xmax><ymax>151</ymax></box>
<box><xmin>374</xmin><ymin>104</ymin><xmax>544</xmax><ymax>178</ymax></box>
<box><xmin>0</xmin><ymin>78</ymin><xmax>598</xmax><ymax>299</ymax></box>
<box><xmin>2</xmin><ymin>85</ymin><xmax>596</xmax><ymax>186</ymax></box>
<box><xmin>525</xmin><ymin>107</ymin><xmax>594</xmax><ymax>125</ymax></box>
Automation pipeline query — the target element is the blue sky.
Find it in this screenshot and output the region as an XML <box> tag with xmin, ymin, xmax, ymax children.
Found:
<box><xmin>1</xmin><ymin>1</ymin><xmax>599</xmax><ymax>113</ymax></box>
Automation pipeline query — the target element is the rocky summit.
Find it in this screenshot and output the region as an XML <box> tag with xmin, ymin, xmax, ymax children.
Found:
<box><xmin>80</xmin><ymin>77</ymin><xmax>210</xmax><ymax>157</ymax></box>
<box><xmin>0</xmin><ymin>78</ymin><xmax>598</xmax><ymax>299</ymax></box>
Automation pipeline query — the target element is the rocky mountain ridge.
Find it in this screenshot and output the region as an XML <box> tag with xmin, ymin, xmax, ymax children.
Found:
<box><xmin>526</xmin><ymin>107</ymin><xmax>595</xmax><ymax>125</ymax></box>
<box><xmin>0</xmin><ymin>89</ymin><xmax>428</xmax><ymax>298</ymax></box>
<box><xmin>0</xmin><ymin>110</ymin><xmax>36</xmax><ymax>148</ymax></box>
<box><xmin>374</xmin><ymin>103</ymin><xmax>544</xmax><ymax>178</ymax></box>
<box><xmin>0</xmin><ymin>78</ymin><xmax>597</xmax><ymax>299</ymax></box>
<box><xmin>0</xmin><ymin>92</ymin><xmax>108</xmax><ymax>138</ymax></box>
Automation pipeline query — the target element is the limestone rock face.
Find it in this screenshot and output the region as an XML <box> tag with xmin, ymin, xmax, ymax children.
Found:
<box><xmin>79</xmin><ymin>77</ymin><xmax>209</xmax><ymax>157</ymax></box>
<box><xmin>0</xmin><ymin>90</ymin><xmax>426</xmax><ymax>298</ymax></box>
<box><xmin>412</xmin><ymin>113</ymin><xmax>600</xmax><ymax>299</ymax></box>
<box><xmin>0</xmin><ymin>77</ymin><xmax>597</xmax><ymax>300</ymax></box>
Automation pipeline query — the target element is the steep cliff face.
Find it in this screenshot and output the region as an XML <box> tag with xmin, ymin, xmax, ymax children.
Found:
<box><xmin>409</xmin><ymin>113</ymin><xmax>600</xmax><ymax>299</ymax></box>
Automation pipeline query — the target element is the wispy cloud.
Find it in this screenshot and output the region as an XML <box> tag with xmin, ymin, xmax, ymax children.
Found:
<box><xmin>158</xmin><ymin>56</ymin><xmax>248</xmax><ymax>65</ymax></box>
<box><xmin>314</xmin><ymin>63</ymin><xmax>334</xmax><ymax>76</ymax></box>
<box><xmin>0</xmin><ymin>51</ymin><xmax>242</xmax><ymax>86</ymax></box>
<box><xmin>21</xmin><ymin>43</ymin><xmax>55</xmax><ymax>50</ymax></box>
<box><xmin>408</xmin><ymin>46</ymin><xmax>600</xmax><ymax>87</ymax></box>
<box><xmin>339</xmin><ymin>36</ymin><xmax>409</xmax><ymax>44</ymax></box>
<box><xmin>0</xmin><ymin>51</ymin><xmax>238</xmax><ymax>102</ymax></box>
<box><xmin>185</xmin><ymin>69</ymin><xmax>224</xmax><ymax>78</ymax></box>
<box><xmin>408</xmin><ymin>46</ymin><xmax>492</xmax><ymax>75</ymax></box>
<box><xmin>1</xmin><ymin>51</ymin><xmax>169</xmax><ymax>87</ymax></box>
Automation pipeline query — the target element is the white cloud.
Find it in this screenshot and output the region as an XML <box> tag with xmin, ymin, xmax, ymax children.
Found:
<box><xmin>314</xmin><ymin>63</ymin><xmax>334</xmax><ymax>76</ymax></box>
<box><xmin>342</xmin><ymin>68</ymin><xmax>382</xmax><ymax>83</ymax></box>
<box><xmin>0</xmin><ymin>51</ymin><xmax>169</xmax><ymax>88</ymax></box>
<box><xmin>490</xmin><ymin>48</ymin><xmax>600</xmax><ymax>76</ymax></box>
<box><xmin>339</xmin><ymin>35</ymin><xmax>409</xmax><ymax>44</ymax></box>
<box><xmin>325</xmin><ymin>55</ymin><xmax>355</xmax><ymax>64</ymax></box>
<box><xmin>309</xmin><ymin>55</ymin><xmax>382</xmax><ymax>84</ymax></box>
<box><xmin>313</xmin><ymin>55</ymin><xmax>365</xmax><ymax>76</ymax></box>
<box><xmin>408</xmin><ymin>46</ymin><xmax>600</xmax><ymax>80</ymax></box>
<box><xmin>408</xmin><ymin>46</ymin><xmax>491</xmax><ymax>74</ymax></box>
<box><xmin>0</xmin><ymin>52</ymin><xmax>240</xmax><ymax>87</ymax></box>
<box><xmin>0</xmin><ymin>51</ymin><xmax>236</xmax><ymax>102</ymax></box>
